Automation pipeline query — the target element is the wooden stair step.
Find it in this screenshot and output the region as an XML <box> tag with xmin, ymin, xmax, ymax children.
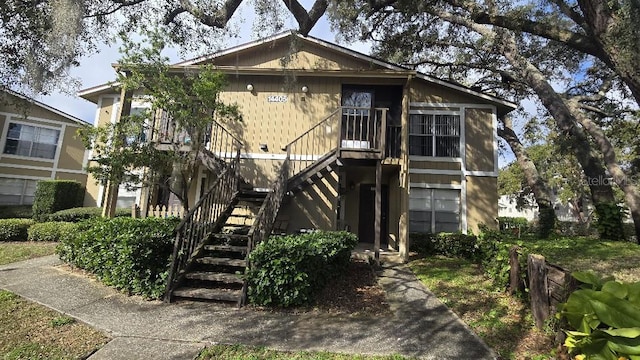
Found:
<box><xmin>204</xmin><ymin>244</ymin><xmax>247</xmax><ymax>253</ymax></box>
<box><xmin>173</xmin><ymin>287</ymin><xmax>241</xmax><ymax>302</ymax></box>
<box><xmin>211</xmin><ymin>234</ymin><xmax>250</xmax><ymax>240</ymax></box>
<box><xmin>196</xmin><ymin>257</ymin><xmax>246</xmax><ymax>267</ymax></box>
<box><xmin>185</xmin><ymin>271</ymin><xmax>243</xmax><ymax>284</ymax></box>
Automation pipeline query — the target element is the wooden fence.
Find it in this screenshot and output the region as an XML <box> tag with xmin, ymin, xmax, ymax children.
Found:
<box><xmin>509</xmin><ymin>246</ymin><xmax>578</xmax><ymax>329</ymax></box>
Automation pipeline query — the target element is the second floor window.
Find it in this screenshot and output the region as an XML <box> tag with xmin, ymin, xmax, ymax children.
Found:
<box><xmin>3</xmin><ymin>122</ymin><xmax>60</xmax><ymax>160</ymax></box>
<box><xmin>409</xmin><ymin>114</ymin><xmax>460</xmax><ymax>157</ymax></box>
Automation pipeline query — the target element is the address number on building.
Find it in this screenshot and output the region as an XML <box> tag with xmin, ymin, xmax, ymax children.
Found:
<box><xmin>267</xmin><ymin>95</ymin><xmax>288</xmax><ymax>103</ymax></box>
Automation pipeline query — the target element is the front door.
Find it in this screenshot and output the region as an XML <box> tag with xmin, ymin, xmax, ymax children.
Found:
<box><xmin>358</xmin><ymin>184</ymin><xmax>388</xmax><ymax>244</ymax></box>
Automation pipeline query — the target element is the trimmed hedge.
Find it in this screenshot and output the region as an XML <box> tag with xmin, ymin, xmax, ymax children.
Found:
<box><xmin>246</xmin><ymin>231</ymin><xmax>358</xmax><ymax>307</ymax></box>
<box><xmin>47</xmin><ymin>207</ymin><xmax>131</xmax><ymax>222</ymax></box>
<box><xmin>0</xmin><ymin>205</ymin><xmax>33</xmax><ymax>219</ymax></box>
<box><xmin>27</xmin><ymin>222</ymin><xmax>77</xmax><ymax>242</ymax></box>
<box><xmin>409</xmin><ymin>232</ymin><xmax>481</xmax><ymax>260</ymax></box>
<box><xmin>56</xmin><ymin>217</ymin><xmax>179</xmax><ymax>299</ymax></box>
<box><xmin>32</xmin><ymin>180</ymin><xmax>84</xmax><ymax>221</ymax></box>
<box><xmin>0</xmin><ymin>219</ymin><xmax>36</xmax><ymax>241</ymax></box>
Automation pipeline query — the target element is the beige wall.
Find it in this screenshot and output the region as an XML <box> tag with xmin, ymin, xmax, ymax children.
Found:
<box><xmin>0</xmin><ymin>92</ymin><xmax>88</xmax><ymax>194</ymax></box>
<box><xmin>466</xmin><ymin>176</ymin><xmax>498</xmax><ymax>233</ymax></box>
<box><xmin>278</xmin><ymin>171</ymin><xmax>338</xmax><ymax>232</ymax></box>
<box><xmin>409</xmin><ymin>173</ymin><xmax>461</xmax><ymax>185</ymax></box>
<box><xmin>465</xmin><ymin>108</ymin><xmax>495</xmax><ymax>172</ymax></box>
<box><xmin>212</xmin><ymin>41</ymin><xmax>385</xmax><ymax>71</ymax></box>
<box><xmin>409</xmin><ymin>161</ymin><xmax>461</xmax><ymax>171</ymax></box>
<box><xmin>410</xmin><ymin>81</ymin><xmax>482</xmax><ymax>104</ymax></box>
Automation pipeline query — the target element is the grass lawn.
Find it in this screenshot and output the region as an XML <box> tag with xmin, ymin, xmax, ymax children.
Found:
<box><xmin>0</xmin><ymin>241</ymin><xmax>58</xmax><ymax>266</ymax></box>
<box><xmin>198</xmin><ymin>344</ymin><xmax>409</xmax><ymax>359</ymax></box>
<box><xmin>409</xmin><ymin>256</ymin><xmax>555</xmax><ymax>360</ymax></box>
<box><xmin>0</xmin><ymin>290</ymin><xmax>109</xmax><ymax>359</ymax></box>
<box><xmin>512</xmin><ymin>236</ymin><xmax>640</xmax><ymax>282</ymax></box>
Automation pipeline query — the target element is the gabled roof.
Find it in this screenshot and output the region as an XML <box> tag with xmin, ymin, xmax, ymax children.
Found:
<box><xmin>3</xmin><ymin>89</ymin><xmax>90</xmax><ymax>126</ymax></box>
<box><xmin>79</xmin><ymin>31</ymin><xmax>517</xmax><ymax>113</ymax></box>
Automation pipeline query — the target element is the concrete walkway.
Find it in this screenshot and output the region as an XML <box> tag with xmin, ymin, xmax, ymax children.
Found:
<box><xmin>0</xmin><ymin>255</ymin><xmax>496</xmax><ymax>360</ymax></box>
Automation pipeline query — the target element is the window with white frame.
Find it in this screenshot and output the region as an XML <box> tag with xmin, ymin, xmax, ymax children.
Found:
<box><xmin>3</xmin><ymin>122</ymin><xmax>61</xmax><ymax>160</ymax></box>
<box><xmin>409</xmin><ymin>188</ymin><xmax>460</xmax><ymax>233</ymax></box>
<box><xmin>409</xmin><ymin>114</ymin><xmax>460</xmax><ymax>157</ymax></box>
<box><xmin>0</xmin><ymin>177</ymin><xmax>39</xmax><ymax>205</ymax></box>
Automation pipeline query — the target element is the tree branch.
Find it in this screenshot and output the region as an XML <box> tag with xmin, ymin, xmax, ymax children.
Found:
<box><xmin>280</xmin><ymin>0</ymin><xmax>328</xmax><ymax>35</ymax></box>
<box><xmin>470</xmin><ymin>12</ymin><xmax>602</xmax><ymax>58</ymax></box>
<box><xmin>176</xmin><ymin>0</ymin><xmax>243</xmax><ymax>28</ymax></box>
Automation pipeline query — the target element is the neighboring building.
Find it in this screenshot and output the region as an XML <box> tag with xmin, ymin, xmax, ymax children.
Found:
<box><xmin>0</xmin><ymin>90</ymin><xmax>89</xmax><ymax>205</ymax></box>
<box><xmin>498</xmin><ymin>194</ymin><xmax>583</xmax><ymax>223</ymax></box>
<box><xmin>79</xmin><ymin>32</ymin><xmax>516</xmax><ymax>258</ymax></box>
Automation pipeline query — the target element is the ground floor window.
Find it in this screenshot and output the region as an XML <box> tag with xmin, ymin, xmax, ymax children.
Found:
<box><xmin>409</xmin><ymin>188</ymin><xmax>460</xmax><ymax>233</ymax></box>
<box><xmin>0</xmin><ymin>177</ymin><xmax>39</xmax><ymax>205</ymax></box>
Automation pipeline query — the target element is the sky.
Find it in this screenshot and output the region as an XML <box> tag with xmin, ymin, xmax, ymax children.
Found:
<box><xmin>37</xmin><ymin>3</ymin><xmax>370</xmax><ymax>124</ymax></box>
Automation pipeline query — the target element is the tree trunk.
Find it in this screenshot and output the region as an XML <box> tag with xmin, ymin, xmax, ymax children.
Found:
<box><xmin>501</xmin><ymin>34</ymin><xmax>624</xmax><ymax>239</ymax></box>
<box><xmin>567</xmin><ymin>102</ymin><xmax>640</xmax><ymax>242</ymax></box>
<box><xmin>498</xmin><ymin>118</ymin><xmax>556</xmax><ymax>237</ymax></box>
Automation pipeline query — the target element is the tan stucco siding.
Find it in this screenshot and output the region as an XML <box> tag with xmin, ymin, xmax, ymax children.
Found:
<box><xmin>278</xmin><ymin>171</ymin><xmax>338</xmax><ymax>232</ymax></box>
<box><xmin>219</xmin><ymin>76</ymin><xmax>340</xmax><ymax>155</ymax></box>
<box><xmin>96</xmin><ymin>97</ymin><xmax>116</xmax><ymax>127</ymax></box>
<box><xmin>0</xmin><ymin>166</ymin><xmax>51</xmax><ymax>178</ymax></box>
<box><xmin>465</xmin><ymin>108</ymin><xmax>495</xmax><ymax>172</ymax></box>
<box><xmin>0</xmin><ymin>155</ymin><xmax>55</xmax><ymax>167</ymax></box>
<box><xmin>0</xmin><ymin>92</ymin><xmax>86</xmax><ymax>127</ymax></box>
<box><xmin>84</xmin><ymin>172</ymin><xmax>101</xmax><ymax>207</ymax></box>
<box><xmin>410</xmin><ymin>81</ymin><xmax>482</xmax><ymax>104</ymax></box>
<box><xmin>57</xmin><ymin>126</ymin><xmax>86</xmax><ymax>171</ymax></box>
<box><xmin>409</xmin><ymin>160</ymin><xmax>461</xmax><ymax>171</ymax></box>
<box><xmin>55</xmin><ymin>172</ymin><xmax>87</xmax><ymax>185</ymax></box>
<box><xmin>466</xmin><ymin>176</ymin><xmax>498</xmax><ymax>233</ymax></box>
<box><xmin>409</xmin><ymin>173</ymin><xmax>461</xmax><ymax>185</ymax></box>
<box><xmin>212</xmin><ymin>42</ymin><xmax>384</xmax><ymax>71</ymax></box>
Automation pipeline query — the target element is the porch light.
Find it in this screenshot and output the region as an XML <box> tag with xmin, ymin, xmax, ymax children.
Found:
<box><xmin>301</xmin><ymin>85</ymin><xmax>309</xmax><ymax>93</ymax></box>
<box><xmin>246</xmin><ymin>84</ymin><xmax>254</xmax><ymax>92</ymax></box>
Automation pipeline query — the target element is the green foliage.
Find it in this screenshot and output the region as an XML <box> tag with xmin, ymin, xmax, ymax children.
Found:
<box><xmin>80</xmin><ymin>30</ymin><xmax>242</xmax><ymax>211</ymax></box>
<box><xmin>49</xmin><ymin>316</ymin><xmax>75</xmax><ymax>328</ymax></box>
<box><xmin>246</xmin><ymin>231</ymin><xmax>358</xmax><ymax>307</ymax></box>
<box><xmin>27</xmin><ymin>222</ymin><xmax>76</xmax><ymax>242</ymax></box>
<box><xmin>56</xmin><ymin>217</ymin><xmax>179</xmax><ymax>299</ymax></box>
<box><xmin>0</xmin><ymin>205</ymin><xmax>33</xmax><ymax>219</ymax></box>
<box><xmin>560</xmin><ymin>271</ymin><xmax>640</xmax><ymax>360</ymax></box>
<box><xmin>409</xmin><ymin>232</ymin><xmax>481</xmax><ymax>260</ymax></box>
<box><xmin>0</xmin><ymin>219</ymin><xmax>35</xmax><ymax>241</ymax></box>
<box><xmin>47</xmin><ymin>207</ymin><xmax>130</xmax><ymax>222</ymax></box>
<box><xmin>475</xmin><ymin>226</ymin><xmax>529</xmax><ymax>292</ymax></box>
<box><xmin>594</xmin><ymin>202</ymin><xmax>626</xmax><ymax>241</ymax></box>
<box><xmin>32</xmin><ymin>180</ymin><xmax>84</xmax><ymax>222</ymax></box>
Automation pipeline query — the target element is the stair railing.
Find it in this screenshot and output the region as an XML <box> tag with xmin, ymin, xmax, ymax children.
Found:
<box><xmin>241</xmin><ymin>154</ymin><xmax>291</xmax><ymax>305</ymax></box>
<box><xmin>164</xmin><ymin>147</ymin><xmax>242</xmax><ymax>302</ymax></box>
<box><xmin>284</xmin><ymin>108</ymin><xmax>341</xmax><ymax>177</ymax></box>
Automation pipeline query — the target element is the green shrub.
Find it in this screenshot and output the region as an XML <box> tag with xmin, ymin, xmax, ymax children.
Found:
<box><xmin>0</xmin><ymin>205</ymin><xmax>33</xmax><ymax>219</ymax></box>
<box><xmin>27</xmin><ymin>222</ymin><xmax>76</xmax><ymax>242</ymax></box>
<box><xmin>47</xmin><ymin>207</ymin><xmax>131</xmax><ymax>222</ymax></box>
<box><xmin>560</xmin><ymin>271</ymin><xmax>640</xmax><ymax>359</ymax></box>
<box><xmin>555</xmin><ymin>221</ymin><xmax>595</xmax><ymax>237</ymax></box>
<box><xmin>0</xmin><ymin>219</ymin><xmax>35</xmax><ymax>241</ymax></box>
<box><xmin>246</xmin><ymin>231</ymin><xmax>358</xmax><ymax>307</ymax></box>
<box><xmin>594</xmin><ymin>202</ymin><xmax>626</xmax><ymax>241</ymax></box>
<box><xmin>56</xmin><ymin>217</ymin><xmax>179</xmax><ymax>299</ymax></box>
<box><xmin>409</xmin><ymin>232</ymin><xmax>480</xmax><ymax>260</ymax></box>
<box><xmin>32</xmin><ymin>180</ymin><xmax>84</xmax><ymax>221</ymax></box>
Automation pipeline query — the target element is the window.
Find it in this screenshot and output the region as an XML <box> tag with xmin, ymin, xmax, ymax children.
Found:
<box><xmin>409</xmin><ymin>188</ymin><xmax>460</xmax><ymax>233</ymax></box>
<box><xmin>0</xmin><ymin>178</ymin><xmax>38</xmax><ymax>205</ymax></box>
<box><xmin>3</xmin><ymin>122</ymin><xmax>60</xmax><ymax>160</ymax></box>
<box><xmin>409</xmin><ymin>114</ymin><xmax>460</xmax><ymax>157</ymax></box>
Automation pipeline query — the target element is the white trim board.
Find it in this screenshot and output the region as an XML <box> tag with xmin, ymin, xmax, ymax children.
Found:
<box><xmin>409</xmin><ymin>182</ymin><xmax>462</xmax><ymax>190</ymax></box>
<box><xmin>0</xmin><ymin>163</ymin><xmax>86</xmax><ymax>175</ymax></box>
<box><xmin>0</xmin><ymin>112</ymin><xmax>85</xmax><ymax>128</ymax></box>
<box><xmin>409</xmin><ymin>168</ymin><xmax>498</xmax><ymax>177</ymax></box>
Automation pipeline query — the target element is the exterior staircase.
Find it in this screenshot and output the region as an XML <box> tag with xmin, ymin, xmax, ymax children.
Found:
<box><xmin>169</xmin><ymin>191</ymin><xmax>266</xmax><ymax>304</ymax></box>
<box><xmin>287</xmin><ymin>149</ymin><xmax>341</xmax><ymax>192</ymax></box>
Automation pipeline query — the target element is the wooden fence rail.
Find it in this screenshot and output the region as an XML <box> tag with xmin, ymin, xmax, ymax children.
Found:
<box><xmin>509</xmin><ymin>246</ymin><xmax>578</xmax><ymax>329</ymax></box>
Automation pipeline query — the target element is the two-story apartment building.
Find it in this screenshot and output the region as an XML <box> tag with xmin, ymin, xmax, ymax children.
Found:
<box><xmin>79</xmin><ymin>32</ymin><xmax>515</xmax><ymax>262</ymax></box>
<box><xmin>0</xmin><ymin>90</ymin><xmax>89</xmax><ymax>205</ymax></box>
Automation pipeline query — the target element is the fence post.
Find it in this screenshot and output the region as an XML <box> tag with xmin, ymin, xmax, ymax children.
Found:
<box><xmin>509</xmin><ymin>246</ymin><xmax>521</xmax><ymax>295</ymax></box>
<box><xmin>131</xmin><ymin>204</ymin><xmax>140</xmax><ymax>218</ymax></box>
<box><xmin>528</xmin><ymin>254</ymin><xmax>550</xmax><ymax>329</ymax></box>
